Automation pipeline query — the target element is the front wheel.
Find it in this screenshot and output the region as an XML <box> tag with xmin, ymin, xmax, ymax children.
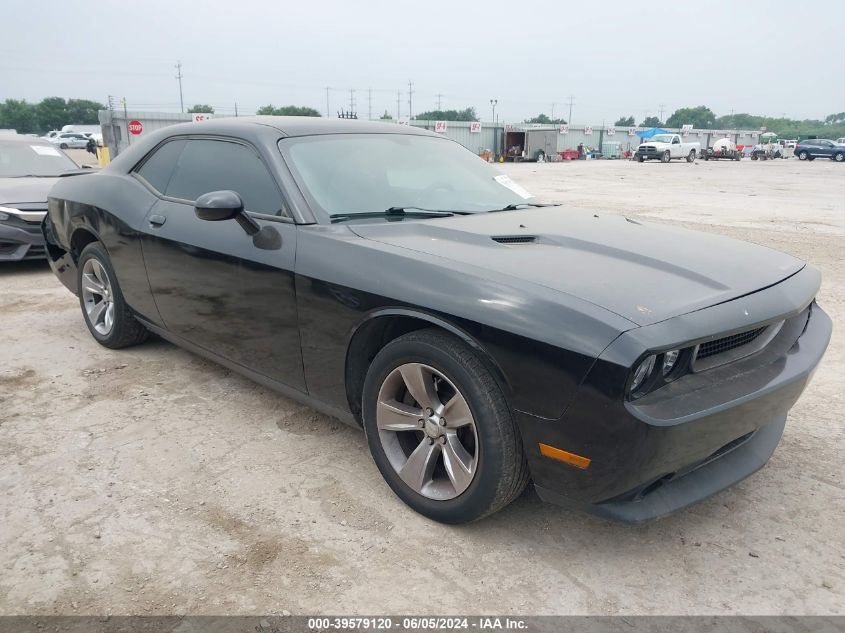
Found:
<box><xmin>59</xmin><ymin>143</ymin><xmax>68</xmax><ymax>149</ymax></box>
<box><xmin>362</xmin><ymin>329</ymin><xmax>528</xmax><ymax>524</ymax></box>
<box><xmin>833</xmin><ymin>152</ymin><xmax>844</xmax><ymax>162</ymax></box>
<box><xmin>661</xmin><ymin>150</ymin><xmax>671</xmax><ymax>163</ymax></box>
<box><xmin>798</xmin><ymin>151</ymin><xmax>808</xmax><ymax>160</ymax></box>
<box><xmin>636</xmin><ymin>155</ymin><xmax>644</xmax><ymax>163</ymax></box>
<box><xmin>77</xmin><ymin>242</ymin><xmax>149</xmax><ymax>349</ymax></box>
<box><xmin>686</xmin><ymin>150</ymin><xmax>696</xmax><ymax>163</ymax></box>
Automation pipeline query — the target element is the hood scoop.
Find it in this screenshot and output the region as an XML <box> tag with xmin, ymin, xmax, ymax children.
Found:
<box><xmin>492</xmin><ymin>235</ymin><xmax>538</xmax><ymax>245</ymax></box>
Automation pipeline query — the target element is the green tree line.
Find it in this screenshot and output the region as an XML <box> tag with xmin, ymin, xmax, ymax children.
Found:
<box><xmin>0</xmin><ymin>97</ymin><xmax>104</xmax><ymax>134</ymax></box>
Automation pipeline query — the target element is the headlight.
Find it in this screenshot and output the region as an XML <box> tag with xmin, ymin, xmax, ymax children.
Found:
<box><xmin>662</xmin><ymin>349</ymin><xmax>680</xmax><ymax>376</ymax></box>
<box><xmin>630</xmin><ymin>355</ymin><xmax>656</xmax><ymax>393</ymax></box>
<box><xmin>629</xmin><ymin>348</ymin><xmax>692</xmax><ymax>399</ymax></box>
<box><xmin>0</xmin><ymin>205</ymin><xmax>19</xmax><ymax>221</ymax></box>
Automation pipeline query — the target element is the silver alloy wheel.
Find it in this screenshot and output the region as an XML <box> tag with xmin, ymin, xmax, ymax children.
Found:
<box><xmin>376</xmin><ymin>363</ymin><xmax>479</xmax><ymax>500</ymax></box>
<box><xmin>81</xmin><ymin>258</ymin><xmax>115</xmax><ymax>335</ymax></box>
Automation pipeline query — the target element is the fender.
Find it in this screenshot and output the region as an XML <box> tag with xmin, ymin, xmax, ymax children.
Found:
<box><xmin>346</xmin><ymin>306</ymin><xmax>514</xmax><ymax>396</ymax></box>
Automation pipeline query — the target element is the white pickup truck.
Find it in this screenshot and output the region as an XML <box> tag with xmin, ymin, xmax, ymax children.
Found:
<box><xmin>635</xmin><ymin>133</ymin><xmax>701</xmax><ymax>163</ymax></box>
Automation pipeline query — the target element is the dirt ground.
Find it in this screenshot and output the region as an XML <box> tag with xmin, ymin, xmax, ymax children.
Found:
<box><xmin>0</xmin><ymin>157</ymin><xmax>842</xmax><ymax>616</ymax></box>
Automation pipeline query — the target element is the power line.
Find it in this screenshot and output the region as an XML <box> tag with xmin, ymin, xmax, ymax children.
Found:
<box><xmin>174</xmin><ymin>61</ymin><xmax>184</xmax><ymax>113</ymax></box>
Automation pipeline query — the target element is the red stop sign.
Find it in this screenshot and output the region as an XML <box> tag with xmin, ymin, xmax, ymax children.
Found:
<box><xmin>128</xmin><ymin>120</ymin><xmax>143</xmax><ymax>135</ymax></box>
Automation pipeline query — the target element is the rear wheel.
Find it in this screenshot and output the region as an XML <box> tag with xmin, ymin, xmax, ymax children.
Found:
<box><xmin>807</xmin><ymin>155</ymin><xmax>815</xmax><ymax>161</ymax></box>
<box><xmin>798</xmin><ymin>150</ymin><xmax>808</xmax><ymax>160</ymax></box>
<box><xmin>362</xmin><ymin>329</ymin><xmax>528</xmax><ymax>523</ymax></box>
<box><xmin>833</xmin><ymin>152</ymin><xmax>844</xmax><ymax>162</ymax></box>
<box><xmin>686</xmin><ymin>150</ymin><xmax>696</xmax><ymax>163</ymax></box>
<box><xmin>77</xmin><ymin>242</ymin><xmax>149</xmax><ymax>349</ymax></box>
<box><xmin>661</xmin><ymin>150</ymin><xmax>671</xmax><ymax>163</ymax></box>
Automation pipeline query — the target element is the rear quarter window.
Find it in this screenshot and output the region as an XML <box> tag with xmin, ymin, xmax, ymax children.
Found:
<box><xmin>134</xmin><ymin>139</ymin><xmax>187</xmax><ymax>193</ymax></box>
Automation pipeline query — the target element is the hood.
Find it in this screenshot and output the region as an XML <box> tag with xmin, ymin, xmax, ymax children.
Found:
<box><xmin>349</xmin><ymin>209</ymin><xmax>804</xmax><ymax>326</ymax></box>
<box><xmin>0</xmin><ymin>177</ymin><xmax>58</xmax><ymax>206</ymax></box>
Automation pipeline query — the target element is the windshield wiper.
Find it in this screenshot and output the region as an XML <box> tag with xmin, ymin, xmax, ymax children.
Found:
<box><xmin>330</xmin><ymin>206</ymin><xmax>470</xmax><ymax>223</ymax></box>
<box><xmin>488</xmin><ymin>202</ymin><xmax>559</xmax><ymax>212</ymax></box>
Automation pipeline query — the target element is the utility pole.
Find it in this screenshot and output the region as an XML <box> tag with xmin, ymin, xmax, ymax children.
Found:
<box><xmin>368</xmin><ymin>88</ymin><xmax>372</xmax><ymax>121</ymax></box>
<box><xmin>407</xmin><ymin>80</ymin><xmax>414</xmax><ymax>119</ymax></box>
<box><xmin>175</xmin><ymin>61</ymin><xmax>184</xmax><ymax>113</ymax></box>
<box><xmin>658</xmin><ymin>103</ymin><xmax>666</xmax><ymax>122</ymax></box>
<box><xmin>551</xmin><ymin>103</ymin><xmax>555</xmax><ymax>120</ymax></box>
<box><xmin>566</xmin><ymin>95</ymin><xmax>575</xmax><ymax>124</ymax></box>
<box><xmin>435</xmin><ymin>93</ymin><xmax>443</xmax><ymax>110</ymax></box>
<box><xmin>397</xmin><ymin>91</ymin><xmax>401</xmax><ymax>120</ymax></box>
<box><xmin>325</xmin><ymin>87</ymin><xmax>330</xmax><ymax>118</ymax></box>
<box><xmin>490</xmin><ymin>99</ymin><xmax>497</xmax><ymax>124</ymax></box>
<box><xmin>349</xmin><ymin>89</ymin><xmax>356</xmax><ymax>114</ymax></box>
<box><xmin>234</xmin><ymin>102</ymin><xmax>238</xmax><ymax>117</ymax></box>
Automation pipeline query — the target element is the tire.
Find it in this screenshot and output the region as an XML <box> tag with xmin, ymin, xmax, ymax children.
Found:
<box><xmin>833</xmin><ymin>152</ymin><xmax>844</xmax><ymax>162</ymax></box>
<box><xmin>77</xmin><ymin>242</ymin><xmax>149</xmax><ymax>349</ymax></box>
<box><xmin>362</xmin><ymin>329</ymin><xmax>529</xmax><ymax>524</ymax></box>
<box><xmin>686</xmin><ymin>150</ymin><xmax>696</xmax><ymax>163</ymax></box>
<box><xmin>751</xmin><ymin>153</ymin><xmax>758</xmax><ymax>160</ymax></box>
<box><xmin>807</xmin><ymin>155</ymin><xmax>815</xmax><ymax>161</ymax></box>
<box><xmin>59</xmin><ymin>143</ymin><xmax>68</xmax><ymax>149</ymax></box>
<box><xmin>636</xmin><ymin>155</ymin><xmax>644</xmax><ymax>163</ymax></box>
<box><xmin>661</xmin><ymin>150</ymin><xmax>671</xmax><ymax>163</ymax></box>
<box><xmin>798</xmin><ymin>151</ymin><xmax>808</xmax><ymax>160</ymax></box>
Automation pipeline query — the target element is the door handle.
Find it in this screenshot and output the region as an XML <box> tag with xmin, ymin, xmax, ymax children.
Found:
<box><xmin>149</xmin><ymin>214</ymin><xmax>167</xmax><ymax>227</ymax></box>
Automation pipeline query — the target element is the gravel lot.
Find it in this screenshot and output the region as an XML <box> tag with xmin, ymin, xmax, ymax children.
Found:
<box><xmin>1</xmin><ymin>157</ymin><xmax>842</xmax><ymax>616</ymax></box>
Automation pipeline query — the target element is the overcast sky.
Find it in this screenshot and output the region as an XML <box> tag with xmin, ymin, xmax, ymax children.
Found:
<box><xmin>2</xmin><ymin>0</ymin><xmax>842</xmax><ymax>123</ymax></box>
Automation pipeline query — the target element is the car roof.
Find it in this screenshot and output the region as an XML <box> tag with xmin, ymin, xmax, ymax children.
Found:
<box><xmin>159</xmin><ymin>115</ymin><xmax>440</xmax><ymax>139</ymax></box>
<box><xmin>108</xmin><ymin>116</ymin><xmax>445</xmax><ymax>173</ymax></box>
<box><xmin>0</xmin><ymin>134</ymin><xmax>54</xmax><ymax>146</ymax></box>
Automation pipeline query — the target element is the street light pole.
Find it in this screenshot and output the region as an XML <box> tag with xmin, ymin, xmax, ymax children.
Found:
<box><xmin>490</xmin><ymin>99</ymin><xmax>497</xmax><ymax>124</ymax></box>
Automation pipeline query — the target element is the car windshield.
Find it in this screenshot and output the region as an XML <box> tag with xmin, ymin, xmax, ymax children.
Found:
<box><xmin>0</xmin><ymin>141</ymin><xmax>78</xmax><ymax>177</ymax></box>
<box><xmin>281</xmin><ymin>133</ymin><xmax>536</xmax><ymax>218</ymax></box>
<box><xmin>650</xmin><ymin>135</ymin><xmax>675</xmax><ymax>143</ymax></box>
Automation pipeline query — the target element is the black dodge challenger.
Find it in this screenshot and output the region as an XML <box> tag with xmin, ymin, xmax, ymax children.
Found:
<box><xmin>42</xmin><ymin>117</ymin><xmax>831</xmax><ymax>524</ymax></box>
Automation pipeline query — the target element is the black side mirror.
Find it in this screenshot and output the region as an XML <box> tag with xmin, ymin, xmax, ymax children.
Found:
<box><xmin>195</xmin><ymin>190</ymin><xmax>261</xmax><ymax>236</ymax></box>
<box><xmin>195</xmin><ymin>190</ymin><xmax>244</xmax><ymax>222</ymax></box>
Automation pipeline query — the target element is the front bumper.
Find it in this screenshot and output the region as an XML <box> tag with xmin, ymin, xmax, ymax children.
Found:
<box><xmin>635</xmin><ymin>146</ymin><xmax>667</xmax><ymax>160</ymax></box>
<box><xmin>0</xmin><ymin>220</ymin><xmax>46</xmax><ymax>261</ymax></box>
<box><xmin>520</xmin><ymin>267</ymin><xmax>831</xmax><ymax>523</ymax></box>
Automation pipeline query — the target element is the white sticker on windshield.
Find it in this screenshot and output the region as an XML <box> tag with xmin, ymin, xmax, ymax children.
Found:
<box><xmin>494</xmin><ymin>174</ymin><xmax>533</xmax><ymax>199</ymax></box>
<box><xmin>31</xmin><ymin>145</ymin><xmax>62</xmax><ymax>157</ymax></box>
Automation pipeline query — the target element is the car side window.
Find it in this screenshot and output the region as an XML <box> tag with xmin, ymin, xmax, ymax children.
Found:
<box><xmin>135</xmin><ymin>139</ymin><xmax>187</xmax><ymax>194</ymax></box>
<box><xmin>672</xmin><ymin>137</ymin><xmax>680</xmax><ymax>144</ymax></box>
<box><xmin>165</xmin><ymin>139</ymin><xmax>287</xmax><ymax>217</ymax></box>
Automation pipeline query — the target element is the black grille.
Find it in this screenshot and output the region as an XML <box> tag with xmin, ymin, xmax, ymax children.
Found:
<box><xmin>697</xmin><ymin>327</ymin><xmax>766</xmax><ymax>360</ymax></box>
<box><xmin>492</xmin><ymin>236</ymin><xmax>537</xmax><ymax>244</ymax></box>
